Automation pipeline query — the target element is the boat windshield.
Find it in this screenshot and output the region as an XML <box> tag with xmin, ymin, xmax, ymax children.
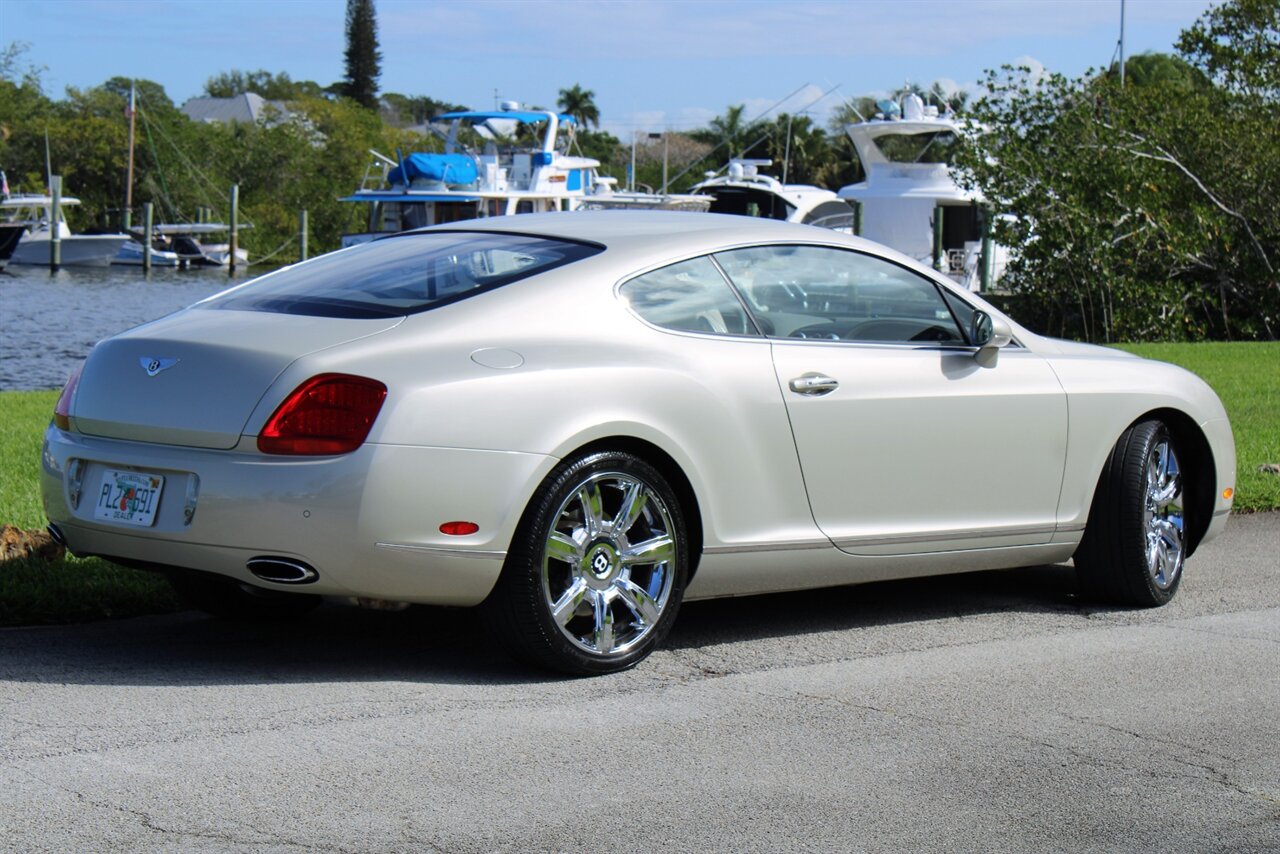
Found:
<box><xmin>872</xmin><ymin>131</ymin><xmax>960</xmax><ymax>164</ymax></box>
<box><xmin>199</xmin><ymin>231</ymin><xmax>602</xmax><ymax>319</ymax></box>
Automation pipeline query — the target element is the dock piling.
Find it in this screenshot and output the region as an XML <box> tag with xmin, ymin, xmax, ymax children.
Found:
<box><xmin>229</xmin><ymin>184</ymin><xmax>239</xmax><ymax>275</ymax></box>
<box><xmin>142</xmin><ymin>202</ymin><xmax>153</xmax><ymax>271</ymax></box>
<box><xmin>49</xmin><ymin>175</ymin><xmax>62</xmax><ymax>270</ymax></box>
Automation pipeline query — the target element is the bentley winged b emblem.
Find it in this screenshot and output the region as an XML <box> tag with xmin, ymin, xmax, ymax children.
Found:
<box><xmin>140</xmin><ymin>357</ymin><xmax>179</xmax><ymax>377</ymax></box>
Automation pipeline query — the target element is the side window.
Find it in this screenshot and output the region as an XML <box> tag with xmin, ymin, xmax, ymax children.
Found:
<box><xmin>714</xmin><ymin>245</ymin><xmax>965</xmax><ymax>344</ymax></box>
<box><xmin>619</xmin><ymin>256</ymin><xmax>758</xmax><ymax>337</ymax></box>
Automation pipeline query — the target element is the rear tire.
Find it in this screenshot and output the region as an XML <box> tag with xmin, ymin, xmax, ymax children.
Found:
<box><xmin>1075</xmin><ymin>419</ymin><xmax>1186</xmax><ymax>607</ymax></box>
<box><xmin>483</xmin><ymin>450</ymin><xmax>688</xmax><ymax>676</ymax></box>
<box><xmin>167</xmin><ymin>570</ymin><xmax>323</xmax><ymax>621</ymax></box>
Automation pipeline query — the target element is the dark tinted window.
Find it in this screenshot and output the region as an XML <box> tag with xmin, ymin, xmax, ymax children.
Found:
<box><xmin>201</xmin><ymin>232</ymin><xmax>601</xmax><ymax>318</ymax></box>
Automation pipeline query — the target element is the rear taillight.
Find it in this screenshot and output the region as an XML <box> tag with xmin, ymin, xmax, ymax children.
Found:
<box><xmin>53</xmin><ymin>362</ymin><xmax>84</xmax><ymax>431</ymax></box>
<box><xmin>257</xmin><ymin>374</ymin><xmax>387</xmax><ymax>455</ymax></box>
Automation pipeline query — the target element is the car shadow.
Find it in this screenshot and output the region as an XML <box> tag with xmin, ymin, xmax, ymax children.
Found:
<box><xmin>0</xmin><ymin>562</ymin><xmax>1108</xmax><ymax>688</ymax></box>
<box><xmin>667</xmin><ymin>561</ymin><xmax>1096</xmax><ymax>650</ymax></box>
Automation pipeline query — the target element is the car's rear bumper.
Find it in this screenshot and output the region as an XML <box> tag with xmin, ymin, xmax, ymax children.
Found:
<box><xmin>41</xmin><ymin>424</ymin><xmax>556</xmax><ymax>606</ymax></box>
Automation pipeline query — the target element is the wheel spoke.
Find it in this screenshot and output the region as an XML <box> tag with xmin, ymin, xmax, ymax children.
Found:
<box><xmin>612</xmin><ymin>481</ymin><xmax>648</xmax><ymax>537</ymax></box>
<box><xmin>577</xmin><ymin>483</ymin><xmax>606</xmax><ymax>539</ymax></box>
<box><xmin>550</xmin><ymin>578</ymin><xmax>589</xmax><ymax>626</ymax></box>
<box><xmin>591</xmin><ymin>591</ymin><xmax>615</xmax><ymax>653</ymax></box>
<box><xmin>1155</xmin><ymin>443</ymin><xmax>1169</xmax><ymax>483</ymax></box>
<box><xmin>1152</xmin><ymin>474</ymin><xmax>1181</xmax><ymax>508</ymax></box>
<box><xmin>621</xmin><ymin>534</ymin><xmax>675</xmax><ymax>567</ymax></box>
<box><xmin>546</xmin><ymin>531</ymin><xmax>584</xmax><ymax>565</ymax></box>
<box><xmin>1153</xmin><ymin>517</ymin><xmax>1183</xmax><ymax>550</ymax></box>
<box><xmin>615</xmin><ymin>577</ymin><xmax>661</xmax><ymax>626</ymax></box>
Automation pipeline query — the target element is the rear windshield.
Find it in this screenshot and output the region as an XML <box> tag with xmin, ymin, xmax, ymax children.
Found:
<box><xmin>200</xmin><ymin>231</ymin><xmax>602</xmax><ymax>318</ymax></box>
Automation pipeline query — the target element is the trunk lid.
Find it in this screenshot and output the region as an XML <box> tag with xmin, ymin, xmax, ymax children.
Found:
<box><xmin>72</xmin><ymin>308</ymin><xmax>403</xmax><ymax>449</ymax></box>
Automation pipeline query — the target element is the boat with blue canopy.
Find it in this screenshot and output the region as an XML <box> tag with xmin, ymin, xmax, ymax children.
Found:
<box><xmin>340</xmin><ymin>102</ymin><xmax>607</xmax><ymax>246</ymax></box>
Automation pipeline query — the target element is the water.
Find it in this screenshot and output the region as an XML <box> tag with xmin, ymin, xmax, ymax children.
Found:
<box><xmin>1</xmin><ymin>264</ymin><xmax>258</xmax><ymax>391</ymax></box>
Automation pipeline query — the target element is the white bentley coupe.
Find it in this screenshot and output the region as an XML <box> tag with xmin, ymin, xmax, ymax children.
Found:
<box><xmin>41</xmin><ymin>212</ymin><xmax>1235</xmax><ymax>674</ymax></box>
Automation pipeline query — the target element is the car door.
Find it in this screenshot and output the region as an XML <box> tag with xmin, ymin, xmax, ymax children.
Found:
<box><xmin>714</xmin><ymin>244</ymin><xmax>1069</xmax><ymax>555</ymax></box>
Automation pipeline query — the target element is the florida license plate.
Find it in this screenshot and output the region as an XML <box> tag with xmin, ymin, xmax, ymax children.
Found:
<box><xmin>94</xmin><ymin>469</ymin><xmax>165</xmax><ymax>527</ymax></box>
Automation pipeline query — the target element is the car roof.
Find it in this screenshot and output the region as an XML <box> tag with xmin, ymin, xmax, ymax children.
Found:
<box><xmin>413</xmin><ymin>210</ymin><xmax>873</xmax><ymax>254</ymax></box>
<box><xmin>404</xmin><ymin>210</ymin><xmax>951</xmax><ymax>291</ymax></box>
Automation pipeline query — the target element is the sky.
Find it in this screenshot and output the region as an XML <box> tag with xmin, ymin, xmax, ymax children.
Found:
<box><xmin>2</xmin><ymin>0</ymin><xmax>1217</xmax><ymax>138</ymax></box>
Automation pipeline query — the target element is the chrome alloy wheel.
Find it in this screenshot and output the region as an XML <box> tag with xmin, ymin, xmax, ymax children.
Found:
<box><xmin>541</xmin><ymin>471</ymin><xmax>678</xmax><ymax>658</ymax></box>
<box><xmin>1144</xmin><ymin>436</ymin><xmax>1185</xmax><ymax>590</ymax></box>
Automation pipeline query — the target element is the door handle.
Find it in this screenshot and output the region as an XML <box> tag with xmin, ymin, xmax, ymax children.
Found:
<box><xmin>789</xmin><ymin>374</ymin><xmax>839</xmax><ymax>395</ymax></box>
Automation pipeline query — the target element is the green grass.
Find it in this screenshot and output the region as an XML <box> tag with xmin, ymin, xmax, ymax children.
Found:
<box><xmin>0</xmin><ymin>390</ymin><xmax>178</xmax><ymax>626</ymax></box>
<box><xmin>1</xmin><ymin>342</ymin><xmax>1276</xmax><ymax>625</ymax></box>
<box><xmin>1113</xmin><ymin>342</ymin><xmax>1280</xmax><ymax>513</ymax></box>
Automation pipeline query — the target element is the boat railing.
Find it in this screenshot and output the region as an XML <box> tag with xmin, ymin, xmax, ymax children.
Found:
<box><xmin>361</xmin><ymin>150</ymin><xmax>400</xmax><ymax>191</ymax></box>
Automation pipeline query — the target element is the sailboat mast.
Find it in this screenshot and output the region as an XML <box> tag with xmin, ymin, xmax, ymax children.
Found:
<box><xmin>124</xmin><ymin>82</ymin><xmax>137</xmax><ymax>230</ymax></box>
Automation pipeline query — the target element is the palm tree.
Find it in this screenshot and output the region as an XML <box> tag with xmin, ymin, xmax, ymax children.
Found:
<box><xmin>707</xmin><ymin>104</ymin><xmax>765</xmax><ymax>159</ymax></box>
<box><xmin>557</xmin><ymin>84</ymin><xmax>599</xmax><ymax>130</ymax></box>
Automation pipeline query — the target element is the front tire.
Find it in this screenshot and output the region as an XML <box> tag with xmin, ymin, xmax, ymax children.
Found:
<box><xmin>484</xmin><ymin>450</ymin><xmax>688</xmax><ymax>676</ymax></box>
<box><xmin>1075</xmin><ymin>419</ymin><xmax>1186</xmax><ymax>607</ymax></box>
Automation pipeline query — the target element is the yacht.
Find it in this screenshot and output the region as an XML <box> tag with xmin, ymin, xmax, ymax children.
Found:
<box><xmin>837</xmin><ymin>93</ymin><xmax>1006</xmax><ymax>290</ymax></box>
<box><xmin>1</xmin><ymin>194</ymin><xmax>129</xmax><ymax>267</ymax></box>
<box><xmin>341</xmin><ymin>102</ymin><xmax>606</xmax><ymax>246</ymax></box>
<box><xmin>691</xmin><ymin>159</ymin><xmax>856</xmax><ymax>231</ymax></box>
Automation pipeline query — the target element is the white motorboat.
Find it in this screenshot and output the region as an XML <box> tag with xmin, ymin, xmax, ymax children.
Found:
<box><xmin>341</xmin><ymin>102</ymin><xmax>619</xmax><ymax>246</ymax></box>
<box><xmin>691</xmin><ymin>159</ymin><xmax>855</xmax><ymax>231</ymax></box>
<box><xmin>837</xmin><ymin>93</ymin><xmax>1007</xmax><ymax>290</ymax></box>
<box><xmin>1</xmin><ymin>194</ymin><xmax>130</xmax><ymax>268</ymax></box>
<box><xmin>574</xmin><ymin>177</ymin><xmax>711</xmax><ymax>213</ymax></box>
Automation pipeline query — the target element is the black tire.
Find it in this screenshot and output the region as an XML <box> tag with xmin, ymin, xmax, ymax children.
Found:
<box><xmin>167</xmin><ymin>570</ymin><xmax>323</xmax><ymax>621</ymax></box>
<box><xmin>1075</xmin><ymin>419</ymin><xmax>1187</xmax><ymax>607</ymax></box>
<box><xmin>483</xmin><ymin>450</ymin><xmax>688</xmax><ymax>676</ymax></box>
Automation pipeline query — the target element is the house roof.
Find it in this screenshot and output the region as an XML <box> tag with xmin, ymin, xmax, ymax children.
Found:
<box><xmin>180</xmin><ymin>93</ymin><xmax>290</xmax><ymax>125</ymax></box>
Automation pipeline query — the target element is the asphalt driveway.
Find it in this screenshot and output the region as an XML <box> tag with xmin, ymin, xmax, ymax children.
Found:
<box><xmin>2</xmin><ymin>513</ymin><xmax>1277</xmax><ymax>852</ymax></box>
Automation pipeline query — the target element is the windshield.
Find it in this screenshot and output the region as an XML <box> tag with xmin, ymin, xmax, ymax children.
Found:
<box><xmin>872</xmin><ymin>130</ymin><xmax>960</xmax><ymax>164</ymax></box>
<box><xmin>201</xmin><ymin>231</ymin><xmax>602</xmax><ymax>319</ymax></box>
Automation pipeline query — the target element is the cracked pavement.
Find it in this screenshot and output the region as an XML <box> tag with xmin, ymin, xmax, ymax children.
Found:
<box><xmin>1</xmin><ymin>512</ymin><xmax>1277</xmax><ymax>852</ymax></box>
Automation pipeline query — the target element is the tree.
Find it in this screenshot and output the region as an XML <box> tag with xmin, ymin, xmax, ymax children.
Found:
<box><xmin>955</xmin><ymin>49</ymin><xmax>1278</xmax><ymax>342</ymax></box>
<box><xmin>341</xmin><ymin>0</ymin><xmax>381</xmax><ymax>108</ymax></box>
<box><xmin>741</xmin><ymin>113</ymin><xmax>834</xmax><ymax>187</ymax></box>
<box><xmin>204</xmin><ymin>69</ymin><xmax>325</xmax><ymax>100</ymax></box>
<box><xmin>557</xmin><ymin>84</ymin><xmax>599</xmax><ymax>130</ymax></box>
<box><xmin>1111</xmin><ymin>52</ymin><xmax>1212</xmax><ymax>90</ymax></box>
<box><xmin>1177</xmin><ymin>0</ymin><xmax>1280</xmax><ymax>98</ymax></box>
<box><xmin>380</xmin><ymin>93</ymin><xmax>467</xmax><ymax>128</ymax></box>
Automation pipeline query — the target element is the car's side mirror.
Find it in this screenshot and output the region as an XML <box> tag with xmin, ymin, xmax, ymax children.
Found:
<box><xmin>970</xmin><ymin>310</ymin><xmax>1013</xmax><ymax>365</ymax></box>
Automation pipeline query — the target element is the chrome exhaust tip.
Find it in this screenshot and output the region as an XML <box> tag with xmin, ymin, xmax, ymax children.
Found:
<box><xmin>246</xmin><ymin>557</ymin><xmax>319</xmax><ymax>585</ymax></box>
<box><xmin>46</xmin><ymin>523</ymin><xmax>68</xmax><ymax>547</ymax></box>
